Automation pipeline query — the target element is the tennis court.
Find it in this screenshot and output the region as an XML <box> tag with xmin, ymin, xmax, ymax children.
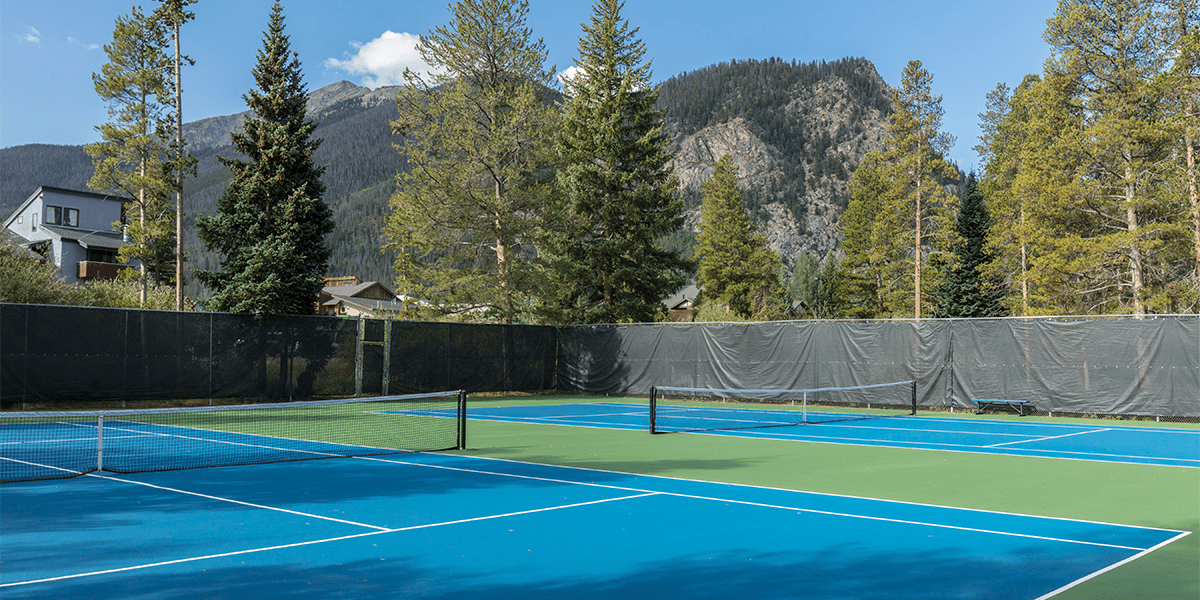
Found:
<box><xmin>451</xmin><ymin>401</ymin><xmax>1200</xmax><ymax>468</ymax></box>
<box><xmin>3</xmin><ymin>392</ymin><xmax>1197</xmax><ymax>599</ymax></box>
<box><xmin>2</xmin><ymin>450</ymin><xmax>1186</xmax><ymax>599</ymax></box>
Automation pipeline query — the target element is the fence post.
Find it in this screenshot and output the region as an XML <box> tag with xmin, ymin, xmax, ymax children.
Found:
<box><xmin>355</xmin><ymin>317</ymin><xmax>364</xmax><ymax>398</ymax></box>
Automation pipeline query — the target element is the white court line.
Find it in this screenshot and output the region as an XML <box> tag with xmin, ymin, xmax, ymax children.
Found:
<box><xmin>0</xmin><ymin>434</ymin><xmax>149</xmax><ymax>446</ymax></box>
<box><xmin>355</xmin><ymin>455</ymin><xmax>1163</xmax><ymax>551</ymax></box>
<box><xmin>1034</xmin><ymin>531</ymin><xmax>1193</xmax><ymax>600</ymax></box>
<box><xmin>86</xmin><ymin>473</ymin><xmax>392</xmax><ymax>530</ymax></box>
<box><xmin>717</xmin><ymin>428</ymin><xmax>1200</xmax><ymax>465</ymax></box>
<box><xmin>0</xmin><ymin>456</ymin><xmax>87</xmax><ymax>475</ymax></box>
<box><xmin>1</xmin><ymin>491</ymin><xmax>659</xmax><ymax>588</ymax></box>
<box><xmin>987</xmin><ymin>428</ymin><xmax>1113</xmax><ymax>448</ymax></box>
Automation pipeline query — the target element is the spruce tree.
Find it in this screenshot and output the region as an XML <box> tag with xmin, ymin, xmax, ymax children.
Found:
<box><xmin>550</xmin><ymin>0</ymin><xmax>688</xmax><ymax>323</ymax></box>
<box><xmin>934</xmin><ymin>178</ymin><xmax>1006</xmax><ymax>317</ymax></box>
<box><xmin>387</xmin><ymin>0</ymin><xmax>556</xmax><ymax>325</ymax></box>
<box><xmin>694</xmin><ymin>155</ymin><xmax>785</xmax><ymax>320</ymax></box>
<box><xmin>195</xmin><ymin>1</ymin><xmax>332</xmax><ymax>316</ymax></box>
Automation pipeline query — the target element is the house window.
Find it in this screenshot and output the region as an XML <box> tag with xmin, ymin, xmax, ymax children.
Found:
<box><xmin>46</xmin><ymin>206</ymin><xmax>62</xmax><ymax>225</ymax></box>
<box><xmin>31</xmin><ymin>212</ymin><xmax>37</xmax><ymax>231</ymax></box>
<box><xmin>63</xmin><ymin>208</ymin><xmax>79</xmax><ymax>227</ymax></box>
<box><xmin>86</xmin><ymin>248</ymin><xmax>117</xmax><ymax>263</ymax></box>
<box><xmin>16</xmin><ymin>216</ymin><xmax>22</xmax><ymax>224</ymax></box>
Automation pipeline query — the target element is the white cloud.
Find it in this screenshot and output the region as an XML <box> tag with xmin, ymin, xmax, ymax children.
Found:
<box><xmin>68</xmin><ymin>37</ymin><xmax>100</xmax><ymax>51</ymax></box>
<box><xmin>19</xmin><ymin>26</ymin><xmax>40</xmax><ymax>43</ymax></box>
<box><xmin>558</xmin><ymin>65</ymin><xmax>583</xmax><ymax>89</ymax></box>
<box><xmin>324</xmin><ymin>31</ymin><xmax>439</xmax><ymax>89</ymax></box>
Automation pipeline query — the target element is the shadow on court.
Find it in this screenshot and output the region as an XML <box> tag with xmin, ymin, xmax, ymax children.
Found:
<box><xmin>5</xmin><ymin>535</ymin><xmax>1101</xmax><ymax>600</ymax></box>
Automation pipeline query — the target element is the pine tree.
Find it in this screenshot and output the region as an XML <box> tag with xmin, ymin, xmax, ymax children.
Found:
<box><xmin>387</xmin><ymin>0</ymin><xmax>556</xmax><ymax>325</ymax></box>
<box><xmin>694</xmin><ymin>155</ymin><xmax>785</xmax><ymax>319</ymax></box>
<box><xmin>549</xmin><ymin>0</ymin><xmax>688</xmax><ymax>323</ymax></box>
<box><xmin>841</xmin><ymin>151</ymin><xmax>904</xmax><ymax>317</ymax></box>
<box><xmin>154</xmin><ymin>0</ymin><xmax>198</xmax><ymax>312</ymax></box>
<box><xmin>934</xmin><ymin>177</ymin><xmax>1007</xmax><ymax>317</ymax></box>
<box><xmin>788</xmin><ymin>250</ymin><xmax>819</xmax><ymax>311</ymax></box>
<box><xmin>195</xmin><ymin>1</ymin><xmax>332</xmax><ymax>316</ymax></box>
<box><xmin>85</xmin><ymin>6</ymin><xmax>174</xmax><ymax>308</ymax></box>
<box><xmin>979</xmin><ymin>73</ymin><xmax>1082</xmax><ymax>316</ymax></box>
<box><xmin>885</xmin><ymin>60</ymin><xmax>959</xmax><ymax>319</ymax></box>
<box><xmin>1163</xmin><ymin>0</ymin><xmax>1200</xmax><ymax>309</ymax></box>
<box><xmin>1041</xmin><ymin>0</ymin><xmax>1180</xmax><ymax>314</ymax></box>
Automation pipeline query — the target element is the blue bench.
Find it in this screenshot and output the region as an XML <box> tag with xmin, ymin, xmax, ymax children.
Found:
<box><xmin>974</xmin><ymin>399</ymin><xmax>1035</xmax><ymax>416</ymax></box>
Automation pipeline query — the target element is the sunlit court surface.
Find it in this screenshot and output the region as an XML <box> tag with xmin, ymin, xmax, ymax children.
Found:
<box><xmin>2</xmin><ymin>396</ymin><xmax>1197</xmax><ymax>599</ymax></box>
<box><xmin>455</xmin><ymin>401</ymin><xmax>1200</xmax><ymax>468</ymax></box>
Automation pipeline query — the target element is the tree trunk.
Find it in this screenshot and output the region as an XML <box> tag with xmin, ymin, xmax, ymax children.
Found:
<box><xmin>173</xmin><ymin>22</ymin><xmax>184</xmax><ymax>312</ymax></box>
<box><xmin>138</xmin><ymin>163</ymin><xmax>147</xmax><ymax>308</ymax></box>
<box><xmin>1188</xmin><ymin>98</ymin><xmax>1199</xmax><ymax>282</ymax></box>
<box><xmin>1125</xmin><ymin>160</ymin><xmax>1145</xmax><ymax>315</ymax></box>
<box><xmin>1020</xmin><ymin>206</ymin><xmax>1029</xmax><ymax>316</ymax></box>
<box><xmin>913</xmin><ymin>160</ymin><xmax>923</xmax><ymax>320</ymax></box>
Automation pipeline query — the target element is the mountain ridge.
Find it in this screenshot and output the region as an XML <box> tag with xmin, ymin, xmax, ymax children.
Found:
<box><xmin>1</xmin><ymin>58</ymin><xmax>899</xmax><ymax>297</ymax></box>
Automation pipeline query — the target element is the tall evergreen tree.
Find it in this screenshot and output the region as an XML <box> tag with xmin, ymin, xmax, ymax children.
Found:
<box><xmin>1163</xmin><ymin>0</ymin><xmax>1200</xmax><ymax>308</ymax></box>
<box><xmin>1041</xmin><ymin>0</ymin><xmax>1180</xmax><ymax>314</ymax></box>
<box><xmin>838</xmin><ymin>61</ymin><xmax>958</xmax><ymax>319</ymax></box>
<box><xmin>885</xmin><ymin>60</ymin><xmax>959</xmax><ymax>319</ymax></box>
<box><xmin>387</xmin><ymin>0</ymin><xmax>556</xmax><ymax>325</ymax></box>
<box><xmin>935</xmin><ymin>177</ymin><xmax>1007</xmax><ymax>317</ymax></box>
<box><xmin>788</xmin><ymin>250</ymin><xmax>820</xmax><ymax>312</ymax></box>
<box><xmin>841</xmin><ymin>151</ymin><xmax>904</xmax><ymax>317</ymax></box>
<box><xmin>154</xmin><ymin>0</ymin><xmax>198</xmax><ymax>312</ymax></box>
<box><xmin>85</xmin><ymin>6</ymin><xmax>174</xmax><ymax>308</ymax></box>
<box><xmin>549</xmin><ymin>0</ymin><xmax>688</xmax><ymax>323</ymax></box>
<box><xmin>195</xmin><ymin>1</ymin><xmax>332</xmax><ymax>316</ymax></box>
<box><xmin>694</xmin><ymin>155</ymin><xmax>785</xmax><ymax>319</ymax></box>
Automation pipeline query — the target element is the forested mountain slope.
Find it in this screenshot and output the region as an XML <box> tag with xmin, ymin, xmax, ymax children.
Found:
<box><xmin>1</xmin><ymin>57</ymin><xmax>897</xmax><ymax>298</ymax></box>
<box><xmin>658</xmin><ymin>57</ymin><xmax>892</xmax><ymax>264</ymax></box>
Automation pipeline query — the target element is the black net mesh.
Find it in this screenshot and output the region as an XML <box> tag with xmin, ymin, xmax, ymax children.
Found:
<box><xmin>650</xmin><ymin>381</ymin><xmax>916</xmax><ymax>433</ymax></box>
<box><xmin>0</xmin><ymin>391</ymin><xmax>465</xmax><ymax>484</ymax></box>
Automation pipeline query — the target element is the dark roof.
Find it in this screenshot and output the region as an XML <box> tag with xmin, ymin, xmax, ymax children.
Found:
<box><xmin>38</xmin><ymin>185</ymin><xmax>133</xmax><ymax>202</ymax></box>
<box><xmin>325</xmin><ymin>295</ymin><xmax>411</xmax><ymax>313</ymax></box>
<box><xmin>40</xmin><ymin>226</ymin><xmax>126</xmax><ymax>249</ymax></box>
<box><xmin>321</xmin><ymin>280</ymin><xmax>397</xmax><ymax>300</ymax></box>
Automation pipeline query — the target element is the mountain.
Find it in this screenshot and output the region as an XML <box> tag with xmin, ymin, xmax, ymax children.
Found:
<box><xmin>1</xmin><ymin>57</ymin><xmax>898</xmax><ymax>298</ymax></box>
<box><xmin>658</xmin><ymin>57</ymin><xmax>892</xmax><ymax>265</ymax></box>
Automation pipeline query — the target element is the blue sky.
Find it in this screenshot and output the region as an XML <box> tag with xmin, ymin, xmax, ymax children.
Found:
<box><xmin>1</xmin><ymin>0</ymin><xmax>1058</xmax><ymax>170</ymax></box>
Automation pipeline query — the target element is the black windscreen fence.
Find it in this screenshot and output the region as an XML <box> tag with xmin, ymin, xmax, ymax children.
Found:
<box><xmin>557</xmin><ymin>318</ymin><xmax>1199</xmax><ymax>419</ymax></box>
<box><xmin>0</xmin><ymin>304</ymin><xmax>555</xmax><ymax>408</ymax></box>
<box><xmin>2</xmin><ymin>304</ymin><xmax>1196</xmax><ymax>418</ymax></box>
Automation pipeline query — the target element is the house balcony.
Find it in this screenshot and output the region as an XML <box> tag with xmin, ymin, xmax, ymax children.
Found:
<box><xmin>77</xmin><ymin>261</ymin><xmax>133</xmax><ymax>280</ymax></box>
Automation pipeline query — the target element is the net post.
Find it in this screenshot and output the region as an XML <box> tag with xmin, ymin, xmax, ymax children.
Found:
<box><xmin>910</xmin><ymin>380</ymin><xmax>917</xmax><ymax>415</ymax></box>
<box><xmin>649</xmin><ymin>386</ymin><xmax>657</xmax><ymax>434</ymax></box>
<box><xmin>96</xmin><ymin>414</ymin><xmax>105</xmax><ymax>473</ymax></box>
<box><xmin>457</xmin><ymin>390</ymin><xmax>467</xmax><ymax>450</ymax></box>
<box><xmin>803</xmin><ymin>391</ymin><xmax>808</xmax><ymax>424</ymax></box>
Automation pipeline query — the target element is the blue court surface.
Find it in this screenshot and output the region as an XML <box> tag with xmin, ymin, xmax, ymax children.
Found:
<box><xmin>1</xmin><ymin>451</ymin><xmax>1187</xmax><ymax>599</ymax></box>
<box><xmin>453</xmin><ymin>402</ymin><xmax>1200</xmax><ymax>468</ymax></box>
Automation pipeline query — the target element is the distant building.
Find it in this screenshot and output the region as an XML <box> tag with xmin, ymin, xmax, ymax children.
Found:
<box><xmin>2</xmin><ymin>186</ymin><xmax>136</xmax><ymax>284</ymax></box>
<box><xmin>664</xmin><ymin>284</ymin><xmax>698</xmax><ymax>322</ymax></box>
<box><xmin>317</xmin><ymin>277</ymin><xmax>412</xmax><ymax>318</ymax></box>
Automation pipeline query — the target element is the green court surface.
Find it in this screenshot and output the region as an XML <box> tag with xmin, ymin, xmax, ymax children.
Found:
<box><xmin>454</xmin><ymin>396</ymin><xmax>1200</xmax><ymax>600</ymax></box>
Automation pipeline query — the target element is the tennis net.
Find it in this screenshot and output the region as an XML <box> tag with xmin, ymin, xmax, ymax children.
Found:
<box><xmin>0</xmin><ymin>391</ymin><xmax>466</xmax><ymax>484</ymax></box>
<box><xmin>649</xmin><ymin>381</ymin><xmax>916</xmax><ymax>434</ymax></box>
